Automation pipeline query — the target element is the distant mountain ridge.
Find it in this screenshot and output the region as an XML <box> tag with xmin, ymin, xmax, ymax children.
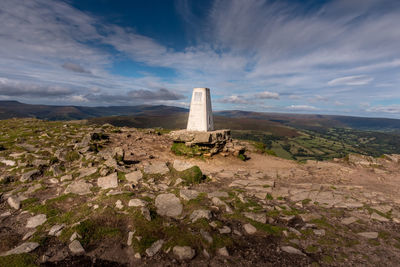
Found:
<box><xmin>1</xmin><ymin>100</ymin><xmax>400</xmax><ymax>132</ymax></box>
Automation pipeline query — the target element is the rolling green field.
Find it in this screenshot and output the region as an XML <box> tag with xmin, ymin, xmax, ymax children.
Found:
<box><xmin>232</xmin><ymin>127</ymin><xmax>400</xmax><ymax>161</ymax></box>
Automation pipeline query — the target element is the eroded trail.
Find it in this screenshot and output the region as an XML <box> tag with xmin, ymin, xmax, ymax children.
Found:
<box><xmin>1</xmin><ymin>119</ymin><xmax>400</xmax><ymax>266</ymax></box>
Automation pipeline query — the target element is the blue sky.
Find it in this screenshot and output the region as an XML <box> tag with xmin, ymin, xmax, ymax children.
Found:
<box><xmin>0</xmin><ymin>0</ymin><xmax>400</xmax><ymax>118</ymax></box>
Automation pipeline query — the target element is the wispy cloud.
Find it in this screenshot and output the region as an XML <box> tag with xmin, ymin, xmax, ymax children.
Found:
<box><xmin>287</xmin><ymin>105</ymin><xmax>319</xmax><ymax>111</ymax></box>
<box><xmin>327</xmin><ymin>75</ymin><xmax>374</xmax><ymax>86</ymax></box>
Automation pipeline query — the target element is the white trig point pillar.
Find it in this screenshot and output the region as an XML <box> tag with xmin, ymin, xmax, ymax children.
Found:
<box><xmin>187</xmin><ymin>88</ymin><xmax>214</xmax><ymax>132</ymax></box>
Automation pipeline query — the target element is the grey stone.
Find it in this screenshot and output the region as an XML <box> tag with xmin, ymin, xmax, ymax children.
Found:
<box><xmin>21</xmin><ymin>170</ymin><xmax>40</xmax><ymax>182</ymax></box>
<box><xmin>125</xmin><ymin>171</ymin><xmax>143</xmax><ymax>185</ymax></box>
<box><xmin>26</xmin><ymin>214</ymin><xmax>47</xmax><ymax>228</ymax></box>
<box><xmin>243</xmin><ymin>223</ymin><xmax>257</xmax><ymax>234</ymax></box>
<box><xmin>1</xmin><ymin>242</ymin><xmax>39</xmax><ymax>256</ymax></box>
<box><xmin>313</xmin><ymin>229</ymin><xmax>325</xmax><ymax>236</ymax></box>
<box><xmin>281</xmin><ymin>246</ymin><xmax>305</xmax><ymax>256</ymax></box>
<box><xmin>64</xmin><ymin>180</ymin><xmax>93</xmax><ymax>195</ymax></box>
<box><xmin>1</xmin><ymin>159</ymin><xmax>15</xmax><ymax>166</ymax></box>
<box><xmin>190</xmin><ymin>209</ymin><xmax>212</xmax><ymax>222</ymax></box>
<box><xmin>7</xmin><ymin>196</ymin><xmax>20</xmax><ymax>210</ymax></box>
<box><xmin>127</xmin><ymin>231</ymin><xmax>134</xmax><ymax>246</ymax></box>
<box><xmin>370</xmin><ymin>212</ymin><xmax>389</xmax><ymax>222</ymax></box>
<box><xmin>173</xmin><ymin>160</ymin><xmax>194</xmax><ymax>172</ymax></box>
<box><xmin>217</xmin><ymin>247</ymin><xmax>229</xmax><ymax>257</ymax></box>
<box><xmin>145</xmin><ymin>239</ymin><xmax>164</xmax><ymax>257</ymax></box>
<box><xmin>22</xmin><ymin>230</ymin><xmax>36</xmax><ymax>241</ymax></box>
<box><xmin>200</xmin><ymin>229</ymin><xmax>213</xmax><ymax>244</ymax></box>
<box><xmin>141</xmin><ymin>207</ymin><xmax>151</xmax><ymax>221</ymax></box>
<box><xmin>243</xmin><ymin>212</ymin><xmax>267</xmax><ymax>224</ymax></box>
<box><xmin>155</xmin><ymin>193</ymin><xmax>182</xmax><ymax>218</ymax></box>
<box><xmin>144</xmin><ymin>162</ymin><xmax>169</xmax><ymax>175</ymax></box>
<box><xmin>49</xmin><ymin>224</ymin><xmax>65</xmax><ymax>236</ymax></box>
<box><xmin>97</xmin><ymin>172</ymin><xmax>118</xmax><ymax>189</ymax></box>
<box><xmin>371</xmin><ymin>205</ymin><xmax>392</xmax><ymax>214</ymax></box>
<box><xmin>128</xmin><ymin>199</ymin><xmax>146</xmax><ymax>207</ymax></box>
<box><xmin>173</xmin><ymin>246</ymin><xmax>195</xmax><ymax>260</ymax></box>
<box><xmin>219</xmin><ymin>226</ymin><xmax>231</xmax><ymax>234</ymax></box>
<box><xmin>358</xmin><ymin>232</ymin><xmax>378</xmax><ymax>239</ymax></box>
<box><xmin>341</xmin><ymin>217</ymin><xmax>357</xmax><ymax>225</ymax></box>
<box><xmin>208</xmin><ymin>191</ymin><xmax>229</xmax><ymax>198</ymax></box>
<box><xmin>78</xmin><ymin>167</ymin><xmax>97</xmax><ymax>178</ymax></box>
<box><xmin>115</xmin><ymin>200</ymin><xmax>123</xmax><ymax>209</ymax></box>
<box><xmin>60</xmin><ymin>174</ymin><xmax>72</xmax><ymax>182</ymax></box>
<box><xmin>180</xmin><ymin>189</ymin><xmax>199</xmax><ymax>201</ymax></box>
<box><xmin>69</xmin><ymin>240</ymin><xmax>85</xmax><ymax>255</ymax></box>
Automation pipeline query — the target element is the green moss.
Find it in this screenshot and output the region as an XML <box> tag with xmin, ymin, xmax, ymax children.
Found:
<box><xmin>75</xmin><ymin>219</ymin><xmax>122</xmax><ymax>248</ymax></box>
<box><xmin>250</xmin><ymin>221</ymin><xmax>283</xmax><ymax>235</ymax></box>
<box><xmin>171</xmin><ymin>143</ymin><xmax>207</xmax><ymax>157</ymax></box>
<box><xmin>305</xmin><ymin>245</ymin><xmax>319</xmax><ymax>253</ymax></box>
<box><xmin>238</xmin><ymin>154</ymin><xmax>246</xmax><ymax>161</ymax></box>
<box><xmin>179</xmin><ymin>166</ymin><xmax>204</xmax><ymax>185</ymax></box>
<box><xmin>0</xmin><ymin>253</ymin><xmax>38</xmax><ymax>267</ymax></box>
<box><xmin>65</xmin><ymin>151</ymin><xmax>80</xmax><ymax>162</ymax></box>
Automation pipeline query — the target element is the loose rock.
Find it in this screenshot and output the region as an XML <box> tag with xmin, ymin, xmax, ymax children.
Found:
<box><xmin>173</xmin><ymin>246</ymin><xmax>195</xmax><ymax>260</ymax></box>
<box><xmin>97</xmin><ymin>172</ymin><xmax>118</xmax><ymax>189</ymax></box>
<box><xmin>155</xmin><ymin>193</ymin><xmax>183</xmax><ymax>218</ymax></box>
<box><xmin>26</xmin><ymin>214</ymin><xmax>47</xmax><ymax>228</ymax></box>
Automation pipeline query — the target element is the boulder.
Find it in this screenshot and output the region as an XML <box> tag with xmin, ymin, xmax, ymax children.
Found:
<box><xmin>0</xmin><ymin>242</ymin><xmax>39</xmax><ymax>256</ymax></box>
<box><xmin>26</xmin><ymin>214</ymin><xmax>47</xmax><ymax>228</ymax></box>
<box><xmin>173</xmin><ymin>246</ymin><xmax>195</xmax><ymax>260</ymax></box>
<box><xmin>243</xmin><ymin>223</ymin><xmax>257</xmax><ymax>234</ymax></box>
<box><xmin>128</xmin><ymin>199</ymin><xmax>147</xmax><ymax>207</ymax></box>
<box><xmin>281</xmin><ymin>246</ymin><xmax>305</xmax><ymax>256</ymax></box>
<box><xmin>145</xmin><ymin>239</ymin><xmax>164</xmax><ymax>257</ymax></box>
<box><xmin>7</xmin><ymin>196</ymin><xmax>20</xmax><ymax>210</ymax></box>
<box><xmin>144</xmin><ymin>162</ymin><xmax>169</xmax><ymax>175</ymax></box>
<box><xmin>20</xmin><ymin>170</ymin><xmax>40</xmax><ymax>182</ymax></box>
<box><xmin>190</xmin><ymin>209</ymin><xmax>212</xmax><ymax>222</ymax></box>
<box><xmin>97</xmin><ymin>172</ymin><xmax>118</xmax><ymax>189</ymax></box>
<box><xmin>69</xmin><ymin>240</ymin><xmax>85</xmax><ymax>255</ymax></box>
<box><xmin>125</xmin><ymin>171</ymin><xmax>143</xmax><ymax>185</ymax></box>
<box><xmin>173</xmin><ymin>160</ymin><xmax>194</xmax><ymax>172</ymax></box>
<box><xmin>180</xmin><ymin>189</ymin><xmax>199</xmax><ymax>201</ymax></box>
<box><xmin>49</xmin><ymin>224</ymin><xmax>65</xmax><ymax>236</ymax></box>
<box><xmin>243</xmin><ymin>212</ymin><xmax>267</xmax><ymax>224</ymax></box>
<box><xmin>155</xmin><ymin>193</ymin><xmax>183</xmax><ymax>218</ymax></box>
<box><xmin>358</xmin><ymin>232</ymin><xmax>378</xmax><ymax>239</ymax></box>
<box><xmin>64</xmin><ymin>180</ymin><xmax>93</xmax><ymax>195</ymax></box>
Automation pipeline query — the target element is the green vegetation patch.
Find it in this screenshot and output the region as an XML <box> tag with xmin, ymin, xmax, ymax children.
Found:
<box><xmin>0</xmin><ymin>253</ymin><xmax>38</xmax><ymax>267</ymax></box>
<box><xmin>171</xmin><ymin>142</ymin><xmax>208</xmax><ymax>157</ymax></box>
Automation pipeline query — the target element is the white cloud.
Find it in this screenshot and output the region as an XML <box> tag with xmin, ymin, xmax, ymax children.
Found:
<box><xmin>327</xmin><ymin>75</ymin><xmax>374</xmax><ymax>86</ymax></box>
<box><xmin>366</xmin><ymin>105</ymin><xmax>400</xmax><ymax>114</ymax></box>
<box><xmin>254</xmin><ymin>91</ymin><xmax>279</xmax><ymax>99</ymax></box>
<box><xmin>287</xmin><ymin>105</ymin><xmax>319</xmax><ymax>111</ymax></box>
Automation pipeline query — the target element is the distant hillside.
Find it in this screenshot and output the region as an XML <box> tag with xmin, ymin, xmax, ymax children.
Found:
<box><xmin>0</xmin><ymin>100</ymin><xmax>187</xmax><ymax>120</ymax></box>
<box><xmin>1</xmin><ymin>100</ymin><xmax>400</xmax><ymax>132</ymax></box>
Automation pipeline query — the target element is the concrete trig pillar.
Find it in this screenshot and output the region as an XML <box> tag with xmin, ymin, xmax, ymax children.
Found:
<box><xmin>187</xmin><ymin>88</ymin><xmax>214</xmax><ymax>132</ymax></box>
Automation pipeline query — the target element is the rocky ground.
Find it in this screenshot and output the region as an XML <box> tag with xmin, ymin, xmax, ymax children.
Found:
<box><xmin>1</xmin><ymin>118</ymin><xmax>400</xmax><ymax>266</ymax></box>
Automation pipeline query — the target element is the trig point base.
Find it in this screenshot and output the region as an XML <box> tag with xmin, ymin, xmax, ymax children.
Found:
<box><xmin>169</xmin><ymin>87</ymin><xmax>246</xmax><ymax>158</ymax></box>
<box><xmin>187</xmin><ymin>88</ymin><xmax>214</xmax><ymax>132</ymax></box>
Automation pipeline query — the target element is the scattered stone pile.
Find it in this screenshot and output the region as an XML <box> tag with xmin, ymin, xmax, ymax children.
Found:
<box><xmin>0</xmin><ymin>118</ymin><xmax>400</xmax><ymax>266</ymax></box>
<box><xmin>169</xmin><ymin>129</ymin><xmax>246</xmax><ymax>157</ymax></box>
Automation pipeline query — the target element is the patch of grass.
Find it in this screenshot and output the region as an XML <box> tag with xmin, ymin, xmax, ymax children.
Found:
<box><xmin>65</xmin><ymin>151</ymin><xmax>80</xmax><ymax>162</ymax></box>
<box><xmin>305</xmin><ymin>245</ymin><xmax>319</xmax><ymax>253</ymax></box>
<box><xmin>266</xmin><ymin>193</ymin><xmax>273</xmax><ymax>200</ymax></box>
<box><xmin>179</xmin><ymin>166</ymin><xmax>204</xmax><ymax>185</ymax></box>
<box><xmin>75</xmin><ymin>218</ymin><xmax>122</xmax><ymax>248</ymax></box>
<box><xmin>302</xmin><ymin>198</ymin><xmax>311</xmax><ymax>205</ymax></box>
<box><xmin>171</xmin><ymin>142</ymin><xmax>207</xmax><ymax>157</ymax></box>
<box><xmin>250</xmin><ymin>221</ymin><xmax>284</xmax><ymax>235</ymax></box>
<box><xmin>238</xmin><ymin>154</ymin><xmax>246</xmax><ymax>161</ymax></box>
<box><xmin>0</xmin><ymin>253</ymin><xmax>38</xmax><ymax>267</ymax></box>
<box><xmin>310</xmin><ymin>217</ymin><xmax>333</xmax><ymax>229</ymax></box>
<box><xmin>321</xmin><ymin>255</ymin><xmax>334</xmax><ymax>264</ymax></box>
